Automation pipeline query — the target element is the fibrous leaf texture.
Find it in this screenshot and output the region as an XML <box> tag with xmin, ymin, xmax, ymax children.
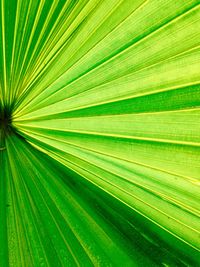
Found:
<box><xmin>0</xmin><ymin>0</ymin><xmax>200</xmax><ymax>266</ymax></box>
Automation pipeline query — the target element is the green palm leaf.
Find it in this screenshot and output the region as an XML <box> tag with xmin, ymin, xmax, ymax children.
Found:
<box><xmin>0</xmin><ymin>0</ymin><xmax>200</xmax><ymax>266</ymax></box>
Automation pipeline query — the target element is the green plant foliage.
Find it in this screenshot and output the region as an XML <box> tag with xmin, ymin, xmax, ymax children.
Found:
<box><xmin>0</xmin><ymin>0</ymin><xmax>200</xmax><ymax>266</ymax></box>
